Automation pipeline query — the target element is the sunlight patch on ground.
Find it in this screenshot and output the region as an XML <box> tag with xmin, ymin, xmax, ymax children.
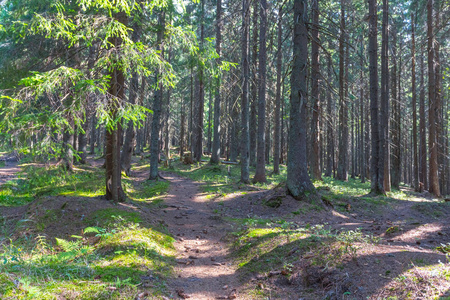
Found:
<box><xmin>394</xmin><ymin>223</ymin><xmax>443</xmax><ymax>243</ymax></box>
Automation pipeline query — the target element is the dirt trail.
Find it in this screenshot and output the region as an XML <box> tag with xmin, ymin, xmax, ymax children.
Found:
<box><xmin>161</xmin><ymin>172</ymin><xmax>240</xmax><ymax>300</ymax></box>
<box><xmin>0</xmin><ymin>160</ymin><xmax>21</xmax><ymax>186</ymax></box>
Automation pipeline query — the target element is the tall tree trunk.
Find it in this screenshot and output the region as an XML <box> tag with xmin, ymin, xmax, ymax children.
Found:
<box><xmin>207</xmin><ymin>79</ymin><xmax>212</xmax><ymax>153</ymax></box>
<box><xmin>149</xmin><ymin>10</ymin><xmax>165</xmax><ymax>180</ymax></box>
<box><xmin>287</xmin><ymin>0</ymin><xmax>315</xmax><ymax>199</ymax></box>
<box><xmin>368</xmin><ymin>0</ymin><xmax>384</xmax><ymax>194</ymax></box>
<box><xmin>411</xmin><ymin>13</ymin><xmax>419</xmax><ymax>191</ymax></box>
<box><xmin>89</xmin><ymin>114</ymin><xmax>97</xmax><ymax>154</ymax></box>
<box><xmin>249</xmin><ymin>0</ymin><xmax>258</xmax><ymax>167</ymax></box>
<box><xmin>180</xmin><ymin>99</ymin><xmax>186</xmax><ymax>160</ymax></box>
<box><xmin>273</xmin><ymin>4</ymin><xmax>283</xmax><ymax>175</ymax></box>
<box><xmin>391</xmin><ymin>27</ymin><xmax>401</xmax><ymax>189</ymax></box>
<box><xmin>105</xmin><ymin>12</ymin><xmax>127</xmax><ymax>202</ymax></box>
<box><xmin>310</xmin><ymin>0</ymin><xmax>321</xmax><ymax>181</ymax></box>
<box><xmin>419</xmin><ymin>53</ymin><xmax>427</xmax><ymax>190</ymax></box>
<box><xmin>78</xmin><ymin>51</ymin><xmax>95</xmax><ymax>164</ymax></box>
<box><xmin>62</xmin><ymin>116</ymin><xmax>74</xmax><ymax>171</ymax></box>
<box><xmin>360</xmin><ymin>39</ymin><xmax>365</xmax><ymax>183</ymax></box>
<box><xmin>427</xmin><ymin>0</ymin><xmax>440</xmax><ymax>197</ymax></box>
<box><xmin>435</xmin><ymin>0</ymin><xmax>443</xmax><ymax>195</ymax></box>
<box><xmin>194</xmin><ymin>0</ymin><xmax>205</xmax><ymax>162</ymax></box>
<box><xmin>336</xmin><ymin>0</ymin><xmax>347</xmax><ymax>181</ymax></box>
<box><xmin>211</xmin><ymin>0</ymin><xmax>222</xmax><ymax>164</ymax></box>
<box><xmin>325</xmin><ymin>53</ymin><xmax>334</xmax><ymax>177</ymax></box>
<box><xmin>380</xmin><ymin>0</ymin><xmax>390</xmax><ymax>192</ymax></box>
<box><xmin>240</xmin><ymin>0</ymin><xmax>250</xmax><ymax>183</ymax></box>
<box><xmin>253</xmin><ymin>0</ymin><xmax>267</xmax><ymax>183</ymax></box>
<box><xmin>121</xmin><ymin>12</ymin><xmax>142</xmax><ymax>175</ymax></box>
<box><xmin>78</xmin><ymin>120</ymin><xmax>89</xmax><ymax>165</ymax></box>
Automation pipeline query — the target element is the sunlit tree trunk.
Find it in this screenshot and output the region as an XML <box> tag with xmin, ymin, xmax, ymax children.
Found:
<box><xmin>211</xmin><ymin>0</ymin><xmax>222</xmax><ymax>164</ymax></box>
<box><xmin>149</xmin><ymin>10</ymin><xmax>165</xmax><ymax>180</ymax></box>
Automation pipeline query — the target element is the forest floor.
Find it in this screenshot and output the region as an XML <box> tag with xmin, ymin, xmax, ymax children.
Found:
<box><xmin>0</xmin><ymin>153</ymin><xmax>449</xmax><ymax>299</ymax></box>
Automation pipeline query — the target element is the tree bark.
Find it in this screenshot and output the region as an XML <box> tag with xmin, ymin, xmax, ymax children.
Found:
<box><xmin>121</xmin><ymin>12</ymin><xmax>142</xmax><ymax>175</ymax></box>
<box><xmin>309</xmin><ymin>0</ymin><xmax>321</xmax><ymax>181</ymax></box>
<box><xmin>411</xmin><ymin>13</ymin><xmax>419</xmax><ymax>191</ymax></box>
<box><xmin>273</xmin><ymin>4</ymin><xmax>283</xmax><ymax>175</ymax></box>
<box><xmin>380</xmin><ymin>0</ymin><xmax>390</xmax><ymax>192</ymax></box>
<box><xmin>105</xmin><ymin>12</ymin><xmax>127</xmax><ymax>202</ymax></box>
<box><xmin>359</xmin><ymin>39</ymin><xmax>365</xmax><ymax>183</ymax></box>
<box><xmin>325</xmin><ymin>53</ymin><xmax>334</xmax><ymax>178</ymax></box>
<box><xmin>211</xmin><ymin>0</ymin><xmax>222</xmax><ymax>164</ymax></box>
<box><xmin>253</xmin><ymin>0</ymin><xmax>267</xmax><ymax>183</ymax></box>
<box><xmin>391</xmin><ymin>26</ymin><xmax>401</xmax><ymax>189</ymax></box>
<box><xmin>287</xmin><ymin>0</ymin><xmax>315</xmax><ymax>199</ymax></box>
<box><xmin>427</xmin><ymin>0</ymin><xmax>440</xmax><ymax>196</ymax></box>
<box><xmin>368</xmin><ymin>0</ymin><xmax>384</xmax><ymax>194</ymax></box>
<box><xmin>149</xmin><ymin>10</ymin><xmax>165</xmax><ymax>180</ymax></box>
<box><xmin>240</xmin><ymin>0</ymin><xmax>250</xmax><ymax>183</ymax></box>
<box><xmin>336</xmin><ymin>0</ymin><xmax>347</xmax><ymax>181</ymax></box>
<box><xmin>193</xmin><ymin>0</ymin><xmax>205</xmax><ymax>163</ymax></box>
<box><xmin>249</xmin><ymin>0</ymin><xmax>258</xmax><ymax>167</ymax></box>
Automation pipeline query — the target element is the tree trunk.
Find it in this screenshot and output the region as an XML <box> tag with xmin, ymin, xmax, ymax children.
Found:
<box><xmin>411</xmin><ymin>13</ymin><xmax>419</xmax><ymax>191</ymax></box>
<box><xmin>62</xmin><ymin>117</ymin><xmax>74</xmax><ymax>171</ymax></box>
<box><xmin>149</xmin><ymin>10</ymin><xmax>165</xmax><ymax>180</ymax></box>
<box><xmin>380</xmin><ymin>0</ymin><xmax>390</xmax><ymax>192</ymax></box>
<box><xmin>391</xmin><ymin>27</ymin><xmax>401</xmax><ymax>189</ymax></box>
<box><xmin>211</xmin><ymin>0</ymin><xmax>222</xmax><ymax>164</ymax></box>
<box><xmin>368</xmin><ymin>0</ymin><xmax>384</xmax><ymax>194</ymax></box>
<box><xmin>273</xmin><ymin>4</ymin><xmax>283</xmax><ymax>175</ymax></box>
<box><xmin>325</xmin><ymin>53</ymin><xmax>334</xmax><ymax>178</ymax></box>
<box><xmin>207</xmin><ymin>79</ymin><xmax>212</xmax><ymax>153</ymax></box>
<box><xmin>253</xmin><ymin>0</ymin><xmax>267</xmax><ymax>183</ymax></box>
<box><xmin>105</xmin><ymin>12</ymin><xmax>127</xmax><ymax>202</ymax></box>
<box><xmin>287</xmin><ymin>0</ymin><xmax>315</xmax><ymax>199</ymax></box>
<box><xmin>419</xmin><ymin>54</ymin><xmax>427</xmax><ymax>190</ymax></box>
<box><xmin>78</xmin><ymin>119</ymin><xmax>88</xmax><ymax>164</ymax></box>
<box><xmin>427</xmin><ymin>0</ymin><xmax>440</xmax><ymax>197</ymax></box>
<box><xmin>193</xmin><ymin>0</ymin><xmax>205</xmax><ymax>163</ymax></box>
<box><xmin>121</xmin><ymin>12</ymin><xmax>142</xmax><ymax>175</ymax></box>
<box><xmin>360</xmin><ymin>39</ymin><xmax>365</xmax><ymax>183</ymax></box>
<box><xmin>336</xmin><ymin>0</ymin><xmax>347</xmax><ymax>181</ymax></box>
<box><xmin>249</xmin><ymin>0</ymin><xmax>258</xmax><ymax>167</ymax></box>
<box><xmin>309</xmin><ymin>0</ymin><xmax>321</xmax><ymax>181</ymax></box>
<box><xmin>89</xmin><ymin>114</ymin><xmax>97</xmax><ymax>154</ymax></box>
<box><xmin>240</xmin><ymin>0</ymin><xmax>250</xmax><ymax>183</ymax></box>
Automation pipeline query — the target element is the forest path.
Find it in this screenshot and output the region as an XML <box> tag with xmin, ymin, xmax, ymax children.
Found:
<box><xmin>0</xmin><ymin>154</ymin><xmax>21</xmax><ymax>186</ymax></box>
<box><xmin>160</xmin><ymin>171</ymin><xmax>240</xmax><ymax>300</ymax></box>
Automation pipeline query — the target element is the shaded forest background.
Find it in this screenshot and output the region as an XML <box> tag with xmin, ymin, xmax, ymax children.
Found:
<box><xmin>0</xmin><ymin>0</ymin><xmax>449</xmax><ymax>198</ymax></box>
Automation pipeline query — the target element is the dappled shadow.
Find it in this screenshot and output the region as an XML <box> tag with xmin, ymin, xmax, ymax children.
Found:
<box><xmin>164</xmin><ymin>167</ymin><xmax>450</xmax><ymax>299</ymax></box>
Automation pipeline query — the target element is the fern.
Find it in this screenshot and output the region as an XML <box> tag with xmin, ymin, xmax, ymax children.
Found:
<box><xmin>55</xmin><ymin>237</ymin><xmax>81</xmax><ymax>252</ymax></box>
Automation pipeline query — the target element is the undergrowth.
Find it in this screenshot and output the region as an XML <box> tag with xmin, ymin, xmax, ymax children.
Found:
<box><xmin>0</xmin><ymin>217</ymin><xmax>175</xmax><ymax>299</ymax></box>
<box><xmin>230</xmin><ymin>219</ymin><xmax>380</xmax><ymax>278</ymax></box>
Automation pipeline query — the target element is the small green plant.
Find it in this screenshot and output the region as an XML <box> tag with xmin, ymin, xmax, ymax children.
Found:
<box><xmin>386</xmin><ymin>226</ymin><xmax>400</xmax><ymax>234</ymax></box>
<box><xmin>83</xmin><ymin>226</ymin><xmax>116</xmax><ymax>238</ymax></box>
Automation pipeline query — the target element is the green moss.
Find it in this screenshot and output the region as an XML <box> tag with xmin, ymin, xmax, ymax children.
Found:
<box><xmin>85</xmin><ymin>208</ymin><xmax>142</xmax><ymax>227</ymax></box>
<box><xmin>0</xmin><ymin>274</ymin><xmax>15</xmax><ymax>296</ymax></box>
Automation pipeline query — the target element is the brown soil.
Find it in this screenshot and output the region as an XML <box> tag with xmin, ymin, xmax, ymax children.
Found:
<box><xmin>1</xmin><ymin>158</ymin><xmax>449</xmax><ymax>299</ymax></box>
<box><xmin>0</xmin><ymin>159</ymin><xmax>20</xmax><ymax>186</ymax></box>
<box><xmin>157</xmin><ymin>172</ymin><xmax>241</xmax><ymax>300</ymax></box>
